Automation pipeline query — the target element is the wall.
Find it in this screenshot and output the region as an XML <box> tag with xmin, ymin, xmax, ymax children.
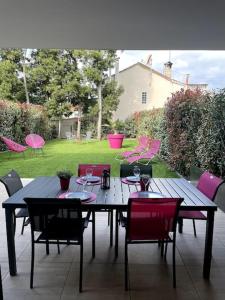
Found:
<box><xmin>114</xmin><ymin>64</ymin><xmax>184</xmax><ymax>120</ymax></box>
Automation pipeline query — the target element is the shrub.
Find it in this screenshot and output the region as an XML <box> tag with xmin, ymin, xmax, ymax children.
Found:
<box><xmin>0</xmin><ymin>100</ymin><xmax>53</xmax><ymax>151</ymax></box>
<box><xmin>196</xmin><ymin>89</ymin><xmax>225</xmax><ymax>177</ymax></box>
<box><xmin>165</xmin><ymin>89</ymin><xmax>203</xmax><ymax>176</ymax></box>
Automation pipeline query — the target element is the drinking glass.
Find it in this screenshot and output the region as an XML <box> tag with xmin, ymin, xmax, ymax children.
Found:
<box><xmin>141</xmin><ymin>175</ymin><xmax>150</xmax><ymax>191</ymax></box>
<box><xmin>82</xmin><ymin>177</ymin><xmax>87</xmax><ymax>192</ymax></box>
<box><xmin>86</xmin><ymin>168</ymin><xmax>93</xmax><ymax>179</ymax></box>
<box><xmin>133</xmin><ymin>166</ymin><xmax>140</xmax><ymax>179</ymax></box>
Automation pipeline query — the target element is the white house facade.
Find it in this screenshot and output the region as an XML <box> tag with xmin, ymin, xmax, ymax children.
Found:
<box><xmin>114</xmin><ymin>62</ymin><xmax>207</xmax><ymax>120</ymax></box>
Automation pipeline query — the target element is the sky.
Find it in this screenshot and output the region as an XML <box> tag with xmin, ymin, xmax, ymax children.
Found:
<box><xmin>117</xmin><ymin>51</ymin><xmax>225</xmax><ymax>90</ymax></box>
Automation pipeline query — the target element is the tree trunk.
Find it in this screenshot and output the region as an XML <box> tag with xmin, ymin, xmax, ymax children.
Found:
<box><xmin>58</xmin><ymin>119</ymin><xmax>61</xmax><ymax>138</ymax></box>
<box><xmin>97</xmin><ymin>83</ymin><xmax>102</xmax><ymax>140</ymax></box>
<box><xmin>76</xmin><ymin>106</ymin><xmax>82</xmax><ymax>140</ymax></box>
<box><xmin>22</xmin><ymin>63</ymin><xmax>30</xmax><ymax>104</ymax></box>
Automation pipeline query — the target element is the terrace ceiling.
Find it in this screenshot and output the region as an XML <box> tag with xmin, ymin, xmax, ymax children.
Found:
<box><xmin>0</xmin><ymin>0</ymin><xmax>225</xmax><ymax>50</ymax></box>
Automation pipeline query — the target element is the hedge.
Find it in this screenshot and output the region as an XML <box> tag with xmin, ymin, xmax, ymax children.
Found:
<box><xmin>121</xmin><ymin>88</ymin><xmax>225</xmax><ymax>178</ymax></box>
<box><xmin>0</xmin><ymin>100</ymin><xmax>53</xmax><ymax>151</ymax></box>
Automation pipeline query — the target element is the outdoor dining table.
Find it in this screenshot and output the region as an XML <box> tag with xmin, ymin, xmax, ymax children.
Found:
<box><xmin>2</xmin><ymin>176</ymin><xmax>217</xmax><ymax>280</ymax></box>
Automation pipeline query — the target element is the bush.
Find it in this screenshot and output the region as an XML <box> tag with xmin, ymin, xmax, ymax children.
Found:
<box><xmin>196</xmin><ymin>89</ymin><xmax>225</xmax><ymax>176</ymax></box>
<box><xmin>0</xmin><ymin>100</ymin><xmax>53</xmax><ymax>151</ymax></box>
<box><xmin>165</xmin><ymin>89</ymin><xmax>203</xmax><ymax>176</ymax></box>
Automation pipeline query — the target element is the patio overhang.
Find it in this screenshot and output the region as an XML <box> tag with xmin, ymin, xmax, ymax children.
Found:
<box><xmin>0</xmin><ymin>0</ymin><xmax>225</xmax><ymax>50</ymax></box>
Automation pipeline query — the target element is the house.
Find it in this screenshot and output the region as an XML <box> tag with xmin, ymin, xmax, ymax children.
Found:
<box><xmin>113</xmin><ymin>60</ymin><xmax>207</xmax><ymax>120</ymax></box>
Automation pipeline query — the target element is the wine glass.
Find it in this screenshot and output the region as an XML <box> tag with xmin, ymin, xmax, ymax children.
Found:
<box><xmin>86</xmin><ymin>168</ymin><xmax>93</xmax><ymax>179</ymax></box>
<box><xmin>133</xmin><ymin>166</ymin><xmax>140</xmax><ymax>179</ymax></box>
<box><xmin>142</xmin><ymin>175</ymin><xmax>150</xmax><ymax>191</ymax></box>
<box><xmin>82</xmin><ymin>176</ymin><xmax>87</xmax><ymax>192</ymax></box>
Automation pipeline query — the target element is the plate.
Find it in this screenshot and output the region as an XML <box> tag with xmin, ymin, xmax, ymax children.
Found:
<box><xmin>126</xmin><ymin>176</ymin><xmax>140</xmax><ymax>182</ymax></box>
<box><xmin>131</xmin><ymin>191</ymin><xmax>165</xmax><ymax>198</ymax></box>
<box><xmin>65</xmin><ymin>192</ymin><xmax>92</xmax><ymax>201</ymax></box>
<box><xmin>81</xmin><ymin>176</ymin><xmax>100</xmax><ymax>183</ymax></box>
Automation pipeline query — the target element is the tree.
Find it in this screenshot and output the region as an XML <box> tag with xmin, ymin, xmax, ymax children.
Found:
<box><xmin>0</xmin><ymin>49</ymin><xmax>25</xmax><ymax>101</ymax></box>
<box><xmin>30</xmin><ymin>49</ymin><xmax>92</xmax><ymax>138</ymax></box>
<box><xmin>83</xmin><ymin>50</ymin><xmax>119</xmax><ymax>140</ymax></box>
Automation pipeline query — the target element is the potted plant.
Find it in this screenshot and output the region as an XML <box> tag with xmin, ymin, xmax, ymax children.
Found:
<box><xmin>107</xmin><ymin>120</ymin><xmax>125</xmax><ymax>149</ymax></box>
<box><xmin>57</xmin><ymin>170</ymin><xmax>73</xmax><ymax>190</ymax></box>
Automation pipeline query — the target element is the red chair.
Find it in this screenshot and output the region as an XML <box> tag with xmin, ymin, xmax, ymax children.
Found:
<box><xmin>77</xmin><ymin>164</ymin><xmax>113</xmax><ymax>252</ymax></box>
<box><xmin>178</xmin><ymin>171</ymin><xmax>224</xmax><ymax>236</ymax></box>
<box><xmin>78</xmin><ymin>164</ymin><xmax>110</xmax><ymax>177</ymax></box>
<box><xmin>25</xmin><ymin>134</ymin><xmax>45</xmax><ymax>154</ymax></box>
<box><xmin>115</xmin><ymin>136</ymin><xmax>151</xmax><ymax>161</ymax></box>
<box><xmin>126</xmin><ymin>139</ymin><xmax>161</xmax><ymax>165</ymax></box>
<box><xmin>123</xmin><ymin>197</ymin><xmax>183</xmax><ymax>289</ymax></box>
<box><xmin>0</xmin><ymin>136</ymin><xmax>27</xmax><ymax>155</ymax></box>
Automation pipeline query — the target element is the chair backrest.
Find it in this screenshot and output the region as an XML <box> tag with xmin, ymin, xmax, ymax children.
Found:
<box><xmin>78</xmin><ymin>164</ymin><xmax>111</xmax><ymax>177</ymax></box>
<box><xmin>120</xmin><ymin>164</ymin><xmax>152</xmax><ymax>178</ymax></box>
<box><xmin>0</xmin><ymin>170</ymin><xmax>23</xmax><ymax>197</ymax></box>
<box><xmin>24</xmin><ymin>197</ymin><xmax>83</xmax><ymax>235</ymax></box>
<box><xmin>149</xmin><ymin>139</ymin><xmax>161</xmax><ymax>152</ymax></box>
<box><xmin>0</xmin><ymin>136</ymin><xmax>26</xmax><ymax>152</ymax></box>
<box><xmin>25</xmin><ymin>134</ymin><xmax>45</xmax><ymax>148</ymax></box>
<box><xmin>197</xmin><ymin>171</ymin><xmax>224</xmax><ymax>201</ymax></box>
<box><xmin>138</xmin><ymin>136</ymin><xmax>150</xmax><ymax>148</ymax></box>
<box><xmin>127</xmin><ymin>198</ymin><xmax>183</xmax><ymax>241</ymax></box>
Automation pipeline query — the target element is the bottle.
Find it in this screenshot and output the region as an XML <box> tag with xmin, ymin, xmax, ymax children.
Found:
<box><xmin>101</xmin><ymin>169</ymin><xmax>110</xmax><ymax>189</ymax></box>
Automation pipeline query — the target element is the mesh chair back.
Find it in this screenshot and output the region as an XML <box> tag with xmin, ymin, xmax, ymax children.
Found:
<box><xmin>24</xmin><ymin>198</ymin><xmax>83</xmax><ymax>236</ymax></box>
<box><xmin>78</xmin><ymin>164</ymin><xmax>111</xmax><ymax>177</ymax></box>
<box><xmin>127</xmin><ymin>198</ymin><xmax>182</xmax><ymax>241</ymax></box>
<box><xmin>0</xmin><ymin>170</ymin><xmax>23</xmax><ymax>196</ymax></box>
<box><xmin>197</xmin><ymin>171</ymin><xmax>224</xmax><ymax>201</ymax></box>
<box><xmin>25</xmin><ymin>134</ymin><xmax>45</xmax><ymax>148</ymax></box>
<box><xmin>120</xmin><ymin>164</ymin><xmax>152</xmax><ymax>178</ymax></box>
<box><xmin>0</xmin><ymin>136</ymin><xmax>27</xmax><ymax>153</ymax></box>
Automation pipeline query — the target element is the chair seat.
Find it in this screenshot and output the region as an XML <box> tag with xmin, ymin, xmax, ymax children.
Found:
<box><xmin>179</xmin><ymin>210</ymin><xmax>206</xmax><ymax>220</ymax></box>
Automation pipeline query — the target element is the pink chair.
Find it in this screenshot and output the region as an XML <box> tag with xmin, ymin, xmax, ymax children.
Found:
<box><xmin>123</xmin><ymin>197</ymin><xmax>183</xmax><ymax>289</ymax></box>
<box><xmin>126</xmin><ymin>139</ymin><xmax>161</xmax><ymax>164</ymax></box>
<box><xmin>25</xmin><ymin>134</ymin><xmax>45</xmax><ymax>154</ymax></box>
<box><xmin>178</xmin><ymin>171</ymin><xmax>224</xmax><ymax>236</ymax></box>
<box><xmin>0</xmin><ymin>136</ymin><xmax>27</xmax><ymax>155</ymax></box>
<box><xmin>116</xmin><ymin>136</ymin><xmax>151</xmax><ymax>161</ymax></box>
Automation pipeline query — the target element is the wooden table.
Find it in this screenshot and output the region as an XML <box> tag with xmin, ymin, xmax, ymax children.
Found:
<box><xmin>2</xmin><ymin>176</ymin><xmax>217</xmax><ymax>280</ymax></box>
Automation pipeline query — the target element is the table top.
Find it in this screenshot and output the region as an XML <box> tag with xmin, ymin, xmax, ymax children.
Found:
<box><xmin>2</xmin><ymin>176</ymin><xmax>217</xmax><ymax>211</ymax></box>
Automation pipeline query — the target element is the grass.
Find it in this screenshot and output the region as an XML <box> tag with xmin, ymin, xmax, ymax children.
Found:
<box><xmin>0</xmin><ymin>139</ymin><xmax>178</xmax><ymax>178</ymax></box>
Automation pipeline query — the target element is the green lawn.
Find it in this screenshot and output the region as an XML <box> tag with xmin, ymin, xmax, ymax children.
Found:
<box><xmin>0</xmin><ymin>139</ymin><xmax>178</xmax><ymax>178</ymax></box>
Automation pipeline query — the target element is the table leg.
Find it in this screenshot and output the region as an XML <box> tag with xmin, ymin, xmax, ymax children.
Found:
<box><xmin>0</xmin><ymin>265</ymin><xmax>3</xmax><ymax>300</ymax></box>
<box><xmin>203</xmin><ymin>210</ymin><xmax>215</xmax><ymax>279</ymax></box>
<box><xmin>110</xmin><ymin>210</ymin><xmax>113</xmax><ymax>247</ymax></box>
<box><xmin>92</xmin><ymin>210</ymin><xmax>95</xmax><ymax>258</ymax></box>
<box><xmin>115</xmin><ymin>210</ymin><xmax>119</xmax><ymax>258</ymax></box>
<box><xmin>5</xmin><ymin>208</ymin><xmax>17</xmax><ymax>276</ymax></box>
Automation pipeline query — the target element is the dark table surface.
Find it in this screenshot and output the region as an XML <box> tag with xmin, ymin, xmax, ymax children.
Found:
<box><xmin>2</xmin><ymin>176</ymin><xmax>217</xmax><ymax>212</ymax></box>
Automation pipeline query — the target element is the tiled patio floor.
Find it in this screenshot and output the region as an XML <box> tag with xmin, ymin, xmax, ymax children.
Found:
<box><xmin>1</xmin><ymin>179</ymin><xmax>225</xmax><ymax>299</ymax></box>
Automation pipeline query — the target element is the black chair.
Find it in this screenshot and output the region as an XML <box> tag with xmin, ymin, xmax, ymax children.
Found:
<box><xmin>24</xmin><ymin>197</ymin><xmax>91</xmax><ymax>292</ymax></box>
<box><xmin>0</xmin><ymin>265</ymin><xmax>3</xmax><ymax>300</ymax></box>
<box><xmin>0</xmin><ymin>170</ymin><xmax>29</xmax><ymax>235</ymax></box>
<box><xmin>120</xmin><ymin>163</ymin><xmax>152</xmax><ymax>178</ymax></box>
<box><xmin>122</xmin><ymin>197</ymin><xmax>183</xmax><ymax>290</ymax></box>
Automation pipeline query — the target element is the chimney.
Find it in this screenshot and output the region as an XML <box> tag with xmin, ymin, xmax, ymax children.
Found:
<box><xmin>163</xmin><ymin>61</ymin><xmax>173</xmax><ymax>78</ymax></box>
<box><xmin>185</xmin><ymin>74</ymin><xmax>190</xmax><ymax>89</ymax></box>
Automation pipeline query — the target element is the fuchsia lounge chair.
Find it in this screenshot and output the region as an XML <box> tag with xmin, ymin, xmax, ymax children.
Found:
<box><xmin>178</xmin><ymin>171</ymin><xmax>224</xmax><ymax>236</ymax></box>
<box><xmin>126</xmin><ymin>139</ymin><xmax>161</xmax><ymax>164</ymax></box>
<box><xmin>116</xmin><ymin>136</ymin><xmax>151</xmax><ymax>161</ymax></box>
<box><xmin>25</xmin><ymin>134</ymin><xmax>45</xmax><ymax>153</ymax></box>
<box><xmin>0</xmin><ymin>136</ymin><xmax>27</xmax><ymax>154</ymax></box>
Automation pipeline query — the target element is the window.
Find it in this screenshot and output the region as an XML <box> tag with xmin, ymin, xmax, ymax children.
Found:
<box><xmin>142</xmin><ymin>92</ymin><xmax>147</xmax><ymax>104</ymax></box>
